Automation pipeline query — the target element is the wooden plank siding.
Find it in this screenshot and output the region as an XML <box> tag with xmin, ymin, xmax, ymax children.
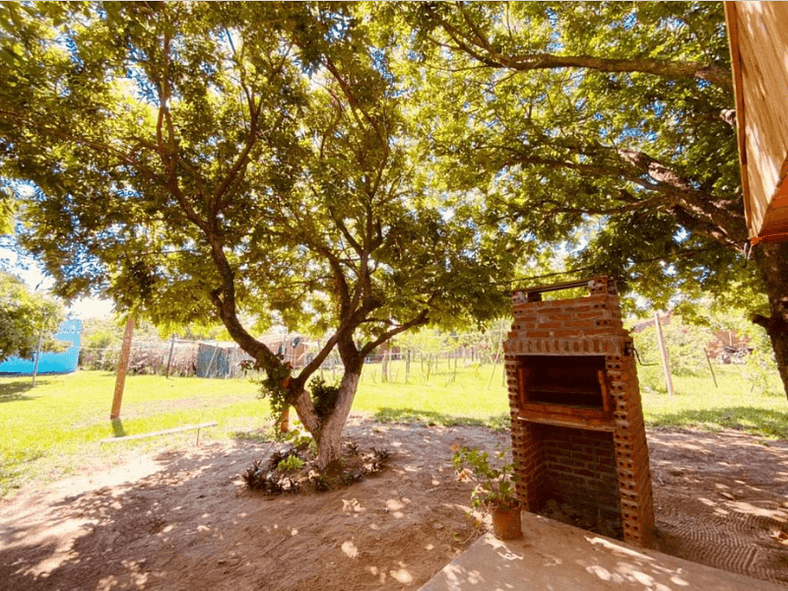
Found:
<box><xmin>725</xmin><ymin>1</ymin><xmax>788</xmax><ymax>243</ymax></box>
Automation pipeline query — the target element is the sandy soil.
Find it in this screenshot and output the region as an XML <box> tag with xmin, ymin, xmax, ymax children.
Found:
<box><xmin>0</xmin><ymin>415</ymin><xmax>786</xmax><ymax>590</ymax></box>
<box><xmin>649</xmin><ymin>428</ymin><xmax>788</xmax><ymax>586</ymax></box>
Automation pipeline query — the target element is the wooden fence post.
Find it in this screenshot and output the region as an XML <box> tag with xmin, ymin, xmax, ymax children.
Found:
<box><xmin>381</xmin><ymin>344</ymin><xmax>389</xmax><ymax>383</ymax></box>
<box><xmin>703</xmin><ymin>348</ymin><xmax>718</xmax><ymax>388</ymax></box>
<box><xmin>488</xmin><ymin>330</ymin><xmax>503</xmax><ymax>389</ymax></box>
<box><xmin>654</xmin><ymin>313</ymin><xmax>674</xmax><ymax>398</ymax></box>
<box><xmin>279</xmin><ymin>407</ymin><xmax>290</xmax><ymax>433</ymax></box>
<box><xmin>165</xmin><ymin>333</ymin><xmax>176</xmax><ymax>379</ymax></box>
<box><xmin>31</xmin><ymin>331</ymin><xmax>43</xmax><ymax>388</ymax></box>
<box><xmin>110</xmin><ymin>317</ymin><xmax>135</xmax><ymax>420</ymax></box>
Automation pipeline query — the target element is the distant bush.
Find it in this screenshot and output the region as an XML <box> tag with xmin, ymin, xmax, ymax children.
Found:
<box><xmin>632</xmin><ymin>317</ymin><xmax>711</xmax><ymax>377</ymax></box>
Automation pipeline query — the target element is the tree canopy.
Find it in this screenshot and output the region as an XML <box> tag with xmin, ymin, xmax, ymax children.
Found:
<box><xmin>0</xmin><ymin>189</ymin><xmax>12</xmax><ymax>235</ymax></box>
<box><xmin>377</xmin><ymin>1</ymin><xmax>788</xmax><ymax>396</ymax></box>
<box><xmin>1</xmin><ymin>0</ymin><xmax>787</xmax><ymax>440</ymax></box>
<box><xmin>391</xmin><ymin>2</ymin><xmax>751</xmax><ymax>305</ymax></box>
<box><xmin>0</xmin><ymin>2</ymin><xmax>521</xmax><ymax>465</ymax></box>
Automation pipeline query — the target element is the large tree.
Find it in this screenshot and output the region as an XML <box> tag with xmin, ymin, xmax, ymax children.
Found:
<box><xmin>385</xmin><ymin>1</ymin><xmax>788</xmax><ymax>398</ymax></box>
<box><xmin>0</xmin><ymin>2</ymin><xmax>518</xmax><ymax>466</ymax></box>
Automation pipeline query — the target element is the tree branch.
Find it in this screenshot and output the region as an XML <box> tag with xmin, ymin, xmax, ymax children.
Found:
<box><xmin>488</xmin><ymin>140</ymin><xmax>747</xmax><ymax>247</ymax></box>
<box><xmin>360</xmin><ymin>308</ymin><xmax>431</xmax><ymax>357</ymax></box>
<box><xmin>435</xmin><ymin>3</ymin><xmax>733</xmax><ymax>92</ymax></box>
<box><xmin>293</xmin><ymin>331</ymin><xmax>341</xmax><ymax>390</ymax></box>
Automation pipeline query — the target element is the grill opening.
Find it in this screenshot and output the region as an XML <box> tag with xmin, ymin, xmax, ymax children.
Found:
<box><xmin>519</xmin><ymin>355</ymin><xmax>606</xmax><ymax>409</ymax></box>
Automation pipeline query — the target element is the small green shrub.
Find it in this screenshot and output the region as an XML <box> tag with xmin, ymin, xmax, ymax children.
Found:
<box><xmin>242</xmin><ymin>356</ymin><xmax>292</xmax><ymax>419</ymax></box>
<box><xmin>277</xmin><ymin>454</ymin><xmax>305</xmax><ymax>472</ymax></box>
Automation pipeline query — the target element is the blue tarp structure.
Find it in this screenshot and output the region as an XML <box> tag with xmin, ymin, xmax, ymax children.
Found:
<box><xmin>0</xmin><ymin>319</ymin><xmax>82</xmax><ymax>375</ymax></box>
<box><xmin>195</xmin><ymin>342</ymin><xmax>232</xmax><ymax>378</ymax></box>
<box><xmin>194</xmin><ymin>342</ymin><xmax>256</xmax><ymax>378</ymax></box>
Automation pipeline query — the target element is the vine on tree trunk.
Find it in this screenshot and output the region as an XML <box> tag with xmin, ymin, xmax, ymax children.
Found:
<box><xmin>241</xmin><ymin>357</ymin><xmax>293</xmax><ymax>420</ymax></box>
<box><xmin>309</xmin><ymin>376</ymin><xmax>341</xmax><ymax>424</ymax></box>
<box><xmin>242</xmin><ymin>358</ymin><xmax>345</xmax><ymax>438</ymax></box>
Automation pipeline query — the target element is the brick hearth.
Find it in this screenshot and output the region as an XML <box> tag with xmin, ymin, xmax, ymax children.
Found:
<box><xmin>504</xmin><ymin>276</ymin><xmax>655</xmax><ymax>546</ymax></box>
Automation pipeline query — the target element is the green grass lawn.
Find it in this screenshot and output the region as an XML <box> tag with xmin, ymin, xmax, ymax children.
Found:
<box><xmin>353</xmin><ymin>359</ymin><xmax>511</xmax><ymax>429</ymax></box>
<box><xmin>354</xmin><ymin>360</ymin><xmax>787</xmax><ymax>438</ymax></box>
<box><xmin>1</xmin><ymin>360</ymin><xmax>786</xmax><ymax>496</ymax></box>
<box><xmin>637</xmin><ymin>364</ymin><xmax>787</xmax><ymax>439</ymax></box>
<box><xmin>0</xmin><ymin>371</ymin><xmax>269</xmax><ymax>494</ymax></box>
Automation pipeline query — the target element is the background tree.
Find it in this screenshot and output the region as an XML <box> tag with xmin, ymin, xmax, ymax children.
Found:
<box><xmin>0</xmin><ymin>2</ymin><xmax>519</xmax><ymax>467</ymax></box>
<box><xmin>631</xmin><ymin>315</ymin><xmax>712</xmax><ymax>378</ymax></box>
<box><xmin>0</xmin><ymin>271</ymin><xmax>65</xmax><ymax>364</ymax></box>
<box><xmin>0</xmin><ymin>187</ymin><xmax>12</xmax><ymax>236</ymax></box>
<box><xmin>387</xmin><ymin>1</ymin><xmax>788</xmax><ymax>399</ymax></box>
<box><xmin>0</xmin><ymin>179</ymin><xmax>22</xmax><ymax>272</ymax></box>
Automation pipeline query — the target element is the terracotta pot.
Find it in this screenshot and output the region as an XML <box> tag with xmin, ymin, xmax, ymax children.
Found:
<box><xmin>491</xmin><ymin>503</ymin><xmax>522</xmax><ymax>540</ymax></box>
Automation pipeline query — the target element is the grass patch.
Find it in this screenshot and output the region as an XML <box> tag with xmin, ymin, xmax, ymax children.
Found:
<box><xmin>372</xmin><ymin>407</ymin><xmax>511</xmax><ymax>431</ymax></box>
<box><xmin>1</xmin><ymin>360</ymin><xmax>786</xmax><ymax>496</ymax></box>
<box><xmin>0</xmin><ymin>371</ymin><xmax>268</xmax><ymax>495</ymax></box>
<box><xmin>353</xmin><ymin>359</ymin><xmax>511</xmax><ymax>425</ymax></box>
<box><xmin>354</xmin><ymin>360</ymin><xmax>787</xmax><ymax>438</ymax></box>
<box><xmin>640</xmin><ymin>366</ymin><xmax>787</xmax><ymax>439</ymax></box>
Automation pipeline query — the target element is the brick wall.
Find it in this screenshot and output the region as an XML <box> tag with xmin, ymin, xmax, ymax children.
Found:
<box><xmin>540</xmin><ymin>426</ymin><xmax>621</xmax><ymax>525</ymax></box>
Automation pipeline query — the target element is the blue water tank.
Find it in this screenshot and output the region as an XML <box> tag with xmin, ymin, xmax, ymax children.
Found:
<box><xmin>0</xmin><ymin>319</ymin><xmax>82</xmax><ymax>375</ymax></box>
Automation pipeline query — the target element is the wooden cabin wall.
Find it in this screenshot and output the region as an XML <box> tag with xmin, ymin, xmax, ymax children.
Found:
<box><xmin>727</xmin><ymin>2</ymin><xmax>788</xmax><ymax>239</ymax></box>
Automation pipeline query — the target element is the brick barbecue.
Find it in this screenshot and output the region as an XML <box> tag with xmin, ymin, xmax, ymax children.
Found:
<box><xmin>504</xmin><ymin>276</ymin><xmax>655</xmax><ymax>546</ymax></box>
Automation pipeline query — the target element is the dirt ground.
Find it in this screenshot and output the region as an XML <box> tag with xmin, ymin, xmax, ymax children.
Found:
<box><xmin>1</xmin><ymin>415</ymin><xmax>787</xmax><ymax>590</ymax></box>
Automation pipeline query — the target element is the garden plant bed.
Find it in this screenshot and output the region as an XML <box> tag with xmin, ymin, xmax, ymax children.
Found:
<box><xmin>0</xmin><ymin>416</ymin><xmax>787</xmax><ymax>590</ymax></box>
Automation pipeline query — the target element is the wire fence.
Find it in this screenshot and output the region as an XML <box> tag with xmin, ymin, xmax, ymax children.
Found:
<box><xmin>78</xmin><ymin>318</ymin><xmax>768</xmax><ymax>391</ymax></box>
<box><xmin>79</xmin><ymin>328</ymin><xmax>512</xmax><ymax>380</ymax></box>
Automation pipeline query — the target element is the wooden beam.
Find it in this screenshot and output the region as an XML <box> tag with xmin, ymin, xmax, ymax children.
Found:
<box><xmin>165</xmin><ymin>333</ymin><xmax>176</xmax><ymax>379</ymax></box>
<box><xmin>100</xmin><ymin>422</ymin><xmax>218</xmax><ymax>444</ymax></box>
<box><xmin>516</xmin><ymin>414</ymin><xmax>615</xmax><ymax>432</ymax></box>
<box><xmin>519</xmin><ymin>401</ymin><xmax>610</xmax><ymax>422</ymax></box>
<box><xmin>654</xmin><ymin>313</ymin><xmax>674</xmax><ymax>398</ymax></box>
<box><xmin>31</xmin><ymin>331</ymin><xmax>43</xmax><ymax>388</ymax></box>
<box><xmin>724</xmin><ymin>1</ymin><xmax>752</xmax><ymax>237</ymax></box>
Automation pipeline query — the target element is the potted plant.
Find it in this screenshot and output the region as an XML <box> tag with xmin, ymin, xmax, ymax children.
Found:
<box><xmin>452</xmin><ymin>445</ymin><xmax>522</xmax><ymax>540</ymax></box>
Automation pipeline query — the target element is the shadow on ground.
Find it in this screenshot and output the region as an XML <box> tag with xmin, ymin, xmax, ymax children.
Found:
<box><xmin>0</xmin><ymin>443</ymin><xmax>269</xmax><ymax>590</ymax></box>
<box><xmin>647</xmin><ymin>407</ymin><xmax>788</xmax><ymax>439</ymax></box>
<box><xmin>0</xmin><ymin>379</ymin><xmax>53</xmax><ymax>403</ymax></box>
<box><xmin>0</xmin><ymin>417</ymin><xmax>496</xmax><ymax>591</ymax></box>
<box><xmin>647</xmin><ymin>428</ymin><xmax>788</xmax><ymax>585</ymax></box>
<box><xmin>372</xmin><ymin>407</ymin><xmax>510</xmax><ymax>431</ymax></box>
<box><xmin>2</xmin><ymin>419</ymin><xmax>786</xmax><ymax>589</ymax></box>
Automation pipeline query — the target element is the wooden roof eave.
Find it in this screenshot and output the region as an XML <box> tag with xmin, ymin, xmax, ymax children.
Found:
<box><xmin>725</xmin><ymin>1</ymin><xmax>788</xmax><ymax>244</ymax></box>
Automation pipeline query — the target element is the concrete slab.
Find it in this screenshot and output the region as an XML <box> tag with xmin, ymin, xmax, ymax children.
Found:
<box><xmin>420</xmin><ymin>512</ymin><xmax>784</xmax><ymax>591</ymax></box>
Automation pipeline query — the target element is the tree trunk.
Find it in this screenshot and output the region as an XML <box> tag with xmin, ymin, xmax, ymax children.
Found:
<box><xmin>752</xmin><ymin>241</ymin><xmax>788</xmax><ymax>400</ymax></box>
<box><xmin>291</xmin><ymin>388</ymin><xmax>321</xmax><ymax>437</ymax></box>
<box><xmin>315</xmin><ymin>360</ymin><xmax>362</xmax><ymax>469</ymax></box>
<box><xmin>278</xmin><ymin>407</ymin><xmax>290</xmax><ymax>432</ymax></box>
